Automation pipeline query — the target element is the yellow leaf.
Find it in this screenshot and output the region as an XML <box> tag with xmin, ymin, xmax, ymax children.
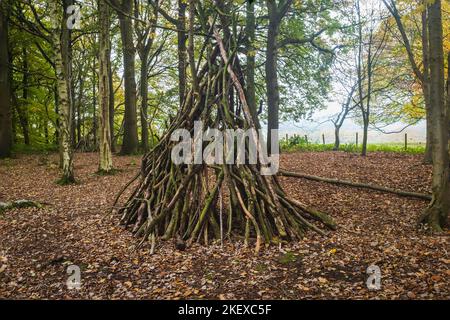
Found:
<box><xmin>318</xmin><ymin>277</ymin><xmax>328</xmax><ymax>283</ymax></box>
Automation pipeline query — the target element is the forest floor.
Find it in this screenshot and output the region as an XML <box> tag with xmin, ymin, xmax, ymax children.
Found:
<box><xmin>0</xmin><ymin>151</ymin><xmax>448</xmax><ymax>300</ymax></box>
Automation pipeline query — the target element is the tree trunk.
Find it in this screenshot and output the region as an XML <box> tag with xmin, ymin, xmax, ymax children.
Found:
<box><xmin>18</xmin><ymin>47</ymin><xmax>30</xmax><ymax>145</ymax></box>
<box><xmin>361</xmin><ymin>121</ymin><xmax>368</xmax><ymax>156</ymax></box>
<box><xmin>187</xmin><ymin>0</ymin><xmax>198</xmax><ymax>95</ymax></box>
<box><xmin>62</xmin><ymin>0</ymin><xmax>74</xmax><ymax>149</ymax></box>
<box><xmin>44</xmin><ymin>117</ymin><xmax>49</xmax><ymax>144</ymax></box>
<box><xmin>50</xmin><ymin>0</ymin><xmax>75</xmax><ymax>183</ymax></box>
<box><xmin>422</xmin><ymin>7</ymin><xmax>433</xmax><ymax>164</ymax></box>
<box><xmin>98</xmin><ymin>0</ymin><xmax>113</xmax><ymax>172</ymax></box>
<box><xmin>447</xmin><ymin>52</ymin><xmax>450</xmax><ymax>157</ymax></box>
<box><xmin>118</xmin><ymin>0</ymin><xmax>138</xmax><ymax>155</ymax></box>
<box><xmin>266</xmin><ymin>0</ymin><xmax>280</xmax><ymax>154</ymax></box>
<box><xmin>140</xmin><ymin>49</ymin><xmax>149</xmax><ymax>152</ymax></box>
<box><xmin>70</xmin><ymin>75</ymin><xmax>76</xmax><ymax>147</ymax></box>
<box><xmin>76</xmin><ymin>73</ymin><xmax>83</xmax><ymax>145</ymax></box>
<box><xmin>0</xmin><ymin>0</ymin><xmax>12</xmax><ymax>158</ymax></box>
<box><xmin>108</xmin><ymin>41</ymin><xmax>115</xmax><ymax>152</ymax></box>
<box><xmin>92</xmin><ymin>57</ymin><xmax>97</xmax><ymax>149</ymax></box>
<box><xmin>177</xmin><ymin>0</ymin><xmax>187</xmax><ymax>107</ymax></box>
<box><xmin>333</xmin><ymin>126</ymin><xmax>340</xmax><ymax>151</ymax></box>
<box><xmin>246</xmin><ymin>0</ymin><xmax>258</xmax><ymax>126</ymax></box>
<box><xmin>419</xmin><ymin>0</ymin><xmax>449</xmax><ymax>231</ymax></box>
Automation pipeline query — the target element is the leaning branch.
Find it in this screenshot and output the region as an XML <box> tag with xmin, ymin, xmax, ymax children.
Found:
<box><xmin>278</xmin><ymin>170</ymin><xmax>432</xmax><ymax>201</ymax></box>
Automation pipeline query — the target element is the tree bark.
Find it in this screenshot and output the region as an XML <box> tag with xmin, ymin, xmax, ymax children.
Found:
<box><xmin>139</xmin><ymin>50</ymin><xmax>149</xmax><ymax>152</ymax></box>
<box><xmin>187</xmin><ymin>0</ymin><xmax>198</xmax><ymax>95</ymax></box>
<box><xmin>92</xmin><ymin>57</ymin><xmax>97</xmax><ymax>149</ymax></box>
<box><xmin>136</xmin><ymin>1</ymin><xmax>159</xmax><ymax>152</ymax></box>
<box><xmin>419</xmin><ymin>0</ymin><xmax>449</xmax><ymax>231</ymax></box>
<box><xmin>108</xmin><ymin>42</ymin><xmax>115</xmax><ymax>152</ymax></box>
<box><xmin>98</xmin><ymin>0</ymin><xmax>113</xmax><ymax>172</ymax></box>
<box><xmin>0</xmin><ymin>0</ymin><xmax>12</xmax><ymax>158</ymax></box>
<box><xmin>62</xmin><ymin>0</ymin><xmax>74</xmax><ymax>149</ymax></box>
<box><xmin>117</xmin><ymin>0</ymin><xmax>138</xmax><ymax>155</ymax></box>
<box><xmin>50</xmin><ymin>0</ymin><xmax>75</xmax><ymax>183</ymax></box>
<box><xmin>266</xmin><ymin>0</ymin><xmax>281</xmax><ymax>154</ymax></box>
<box><xmin>18</xmin><ymin>47</ymin><xmax>30</xmax><ymax>145</ymax></box>
<box><xmin>447</xmin><ymin>52</ymin><xmax>450</xmax><ymax>156</ymax></box>
<box><xmin>361</xmin><ymin>121</ymin><xmax>369</xmax><ymax>156</ymax></box>
<box><xmin>177</xmin><ymin>0</ymin><xmax>187</xmax><ymax>107</ymax></box>
<box><xmin>76</xmin><ymin>72</ymin><xmax>84</xmax><ymax>144</ymax></box>
<box><xmin>246</xmin><ymin>0</ymin><xmax>258</xmax><ymax>126</ymax></box>
<box><xmin>422</xmin><ymin>7</ymin><xmax>432</xmax><ymax>164</ymax></box>
<box><xmin>333</xmin><ymin>126</ymin><xmax>341</xmax><ymax>151</ymax></box>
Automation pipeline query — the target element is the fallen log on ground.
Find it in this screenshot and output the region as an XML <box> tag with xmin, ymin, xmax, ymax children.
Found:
<box><xmin>278</xmin><ymin>170</ymin><xmax>432</xmax><ymax>201</ymax></box>
<box><xmin>0</xmin><ymin>200</ymin><xmax>46</xmax><ymax>213</ymax></box>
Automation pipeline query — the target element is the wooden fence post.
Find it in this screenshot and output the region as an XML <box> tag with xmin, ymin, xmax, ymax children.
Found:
<box><xmin>322</xmin><ymin>134</ymin><xmax>325</xmax><ymax>145</ymax></box>
<box><xmin>356</xmin><ymin>132</ymin><xmax>359</xmax><ymax>147</ymax></box>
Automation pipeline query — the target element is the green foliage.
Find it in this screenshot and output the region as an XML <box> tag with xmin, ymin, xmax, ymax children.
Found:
<box><xmin>12</xmin><ymin>143</ymin><xmax>58</xmax><ymax>155</ymax></box>
<box><xmin>280</xmin><ymin>135</ymin><xmax>334</xmax><ymax>152</ymax></box>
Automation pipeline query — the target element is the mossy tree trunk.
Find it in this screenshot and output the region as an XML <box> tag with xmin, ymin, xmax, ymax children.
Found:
<box><xmin>0</xmin><ymin>0</ymin><xmax>12</xmax><ymax>158</ymax></box>
<box><xmin>98</xmin><ymin>0</ymin><xmax>113</xmax><ymax>173</ymax></box>
<box><xmin>419</xmin><ymin>0</ymin><xmax>450</xmax><ymax>231</ymax></box>
<box><xmin>50</xmin><ymin>0</ymin><xmax>75</xmax><ymax>183</ymax></box>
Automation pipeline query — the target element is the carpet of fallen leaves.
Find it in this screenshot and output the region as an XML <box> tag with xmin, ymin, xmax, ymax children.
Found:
<box><xmin>0</xmin><ymin>151</ymin><xmax>448</xmax><ymax>300</ymax></box>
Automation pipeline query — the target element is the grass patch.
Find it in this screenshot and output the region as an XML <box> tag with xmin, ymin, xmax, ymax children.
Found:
<box><xmin>277</xmin><ymin>251</ymin><xmax>300</xmax><ymax>265</ymax></box>
<box><xmin>281</xmin><ymin>136</ymin><xmax>425</xmax><ymax>155</ymax></box>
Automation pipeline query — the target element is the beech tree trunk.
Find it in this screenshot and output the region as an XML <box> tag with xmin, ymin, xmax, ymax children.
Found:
<box><xmin>50</xmin><ymin>0</ymin><xmax>75</xmax><ymax>183</ymax></box>
<box><xmin>117</xmin><ymin>0</ymin><xmax>138</xmax><ymax>155</ymax></box>
<box><xmin>18</xmin><ymin>47</ymin><xmax>30</xmax><ymax>145</ymax></box>
<box><xmin>447</xmin><ymin>52</ymin><xmax>450</xmax><ymax>156</ymax></box>
<box><xmin>177</xmin><ymin>0</ymin><xmax>187</xmax><ymax>106</ymax></box>
<box><xmin>76</xmin><ymin>72</ymin><xmax>84</xmax><ymax>145</ymax></box>
<box><xmin>266</xmin><ymin>0</ymin><xmax>281</xmax><ymax>154</ymax></box>
<box><xmin>0</xmin><ymin>0</ymin><xmax>12</xmax><ymax>158</ymax></box>
<box><xmin>422</xmin><ymin>7</ymin><xmax>433</xmax><ymax>164</ymax></box>
<box><xmin>92</xmin><ymin>57</ymin><xmax>97</xmax><ymax>149</ymax></box>
<box><xmin>246</xmin><ymin>0</ymin><xmax>258</xmax><ymax>125</ymax></box>
<box><xmin>62</xmin><ymin>0</ymin><xmax>74</xmax><ymax>150</ymax></box>
<box><xmin>140</xmin><ymin>51</ymin><xmax>149</xmax><ymax>152</ymax></box>
<box><xmin>419</xmin><ymin>0</ymin><xmax>449</xmax><ymax>231</ymax></box>
<box><xmin>108</xmin><ymin>44</ymin><xmax>115</xmax><ymax>152</ymax></box>
<box><xmin>98</xmin><ymin>0</ymin><xmax>113</xmax><ymax>172</ymax></box>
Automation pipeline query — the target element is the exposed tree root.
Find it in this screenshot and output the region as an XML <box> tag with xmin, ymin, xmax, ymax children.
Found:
<box><xmin>278</xmin><ymin>169</ymin><xmax>432</xmax><ymax>201</ymax></box>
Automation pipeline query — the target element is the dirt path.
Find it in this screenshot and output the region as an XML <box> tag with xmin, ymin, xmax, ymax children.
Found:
<box><xmin>0</xmin><ymin>152</ymin><xmax>448</xmax><ymax>299</ymax></box>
